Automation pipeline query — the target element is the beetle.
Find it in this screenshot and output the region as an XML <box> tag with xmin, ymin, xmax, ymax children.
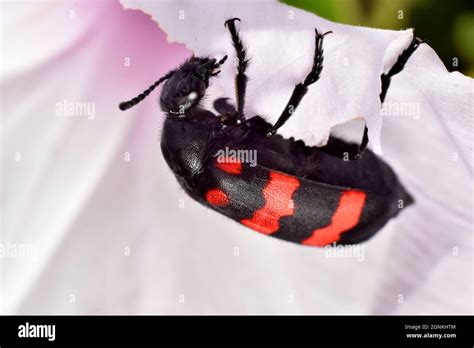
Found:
<box><xmin>119</xmin><ymin>18</ymin><xmax>421</xmax><ymax>247</ymax></box>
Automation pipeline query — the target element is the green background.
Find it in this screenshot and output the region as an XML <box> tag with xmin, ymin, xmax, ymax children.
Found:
<box><xmin>282</xmin><ymin>0</ymin><xmax>474</xmax><ymax>77</ymax></box>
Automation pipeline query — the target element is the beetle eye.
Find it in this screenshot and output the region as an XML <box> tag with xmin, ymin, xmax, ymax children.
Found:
<box><xmin>187</xmin><ymin>91</ymin><xmax>198</xmax><ymax>101</ymax></box>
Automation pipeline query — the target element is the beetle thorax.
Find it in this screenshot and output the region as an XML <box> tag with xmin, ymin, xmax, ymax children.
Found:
<box><xmin>160</xmin><ymin>115</ymin><xmax>216</xmax><ymax>182</ymax></box>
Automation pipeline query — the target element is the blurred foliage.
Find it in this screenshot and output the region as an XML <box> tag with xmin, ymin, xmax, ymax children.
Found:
<box><xmin>282</xmin><ymin>0</ymin><xmax>474</xmax><ymax>77</ymax></box>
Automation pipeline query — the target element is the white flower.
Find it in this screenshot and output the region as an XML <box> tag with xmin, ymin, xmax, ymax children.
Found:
<box><xmin>1</xmin><ymin>0</ymin><xmax>472</xmax><ymax>315</ymax></box>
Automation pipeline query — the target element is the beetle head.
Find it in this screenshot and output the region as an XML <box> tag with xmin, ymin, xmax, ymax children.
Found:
<box><xmin>160</xmin><ymin>57</ymin><xmax>219</xmax><ymax>116</ymax></box>
<box><xmin>118</xmin><ymin>56</ymin><xmax>226</xmax><ymax>114</ymax></box>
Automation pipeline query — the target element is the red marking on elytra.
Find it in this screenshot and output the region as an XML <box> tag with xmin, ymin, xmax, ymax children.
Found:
<box><xmin>206</xmin><ymin>188</ymin><xmax>230</xmax><ymax>207</ymax></box>
<box><xmin>215</xmin><ymin>157</ymin><xmax>242</xmax><ymax>175</ymax></box>
<box><xmin>302</xmin><ymin>190</ymin><xmax>366</xmax><ymax>247</ymax></box>
<box><xmin>241</xmin><ymin>171</ymin><xmax>300</xmax><ymax>235</ymax></box>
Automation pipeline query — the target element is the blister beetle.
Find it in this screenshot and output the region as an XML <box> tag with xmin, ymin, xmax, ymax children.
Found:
<box><xmin>119</xmin><ymin>18</ymin><xmax>421</xmax><ymax>247</ymax></box>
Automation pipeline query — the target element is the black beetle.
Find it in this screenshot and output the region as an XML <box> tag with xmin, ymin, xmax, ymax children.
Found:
<box><xmin>119</xmin><ymin>18</ymin><xmax>421</xmax><ymax>246</ymax></box>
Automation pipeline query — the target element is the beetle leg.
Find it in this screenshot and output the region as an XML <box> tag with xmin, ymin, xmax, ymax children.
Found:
<box><xmin>213</xmin><ymin>97</ymin><xmax>241</xmax><ymax>126</ymax></box>
<box><xmin>349</xmin><ymin>34</ymin><xmax>423</xmax><ymax>160</ymax></box>
<box><xmin>215</xmin><ymin>54</ymin><xmax>228</xmax><ymax>67</ymax></box>
<box><xmin>225</xmin><ymin>17</ymin><xmax>249</xmax><ymax>123</ymax></box>
<box><xmin>380</xmin><ymin>35</ymin><xmax>423</xmax><ymax>103</ymax></box>
<box><xmin>266</xmin><ymin>29</ymin><xmax>331</xmax><ymax>138</ymax></box>
<box><xmin>320</xmin><ymin>125</ymin><xmax>368</xmax><ymax>161</ymax></box>
<box><xmin>210</xmin><ymin>55</ymin><xmax>228</xmax><ymax>74</ymax></box>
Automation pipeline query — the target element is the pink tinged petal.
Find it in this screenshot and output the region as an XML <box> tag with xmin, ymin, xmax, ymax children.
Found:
<box><xmin>2</xmin><ymin>0</ymin><xmax>190</xmax><ymax>313</ymax></box>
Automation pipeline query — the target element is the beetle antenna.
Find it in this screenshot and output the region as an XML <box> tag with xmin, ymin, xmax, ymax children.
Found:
<box><xmin>119</xmin><ymin>71</ymin><xmax>175</xmax><ymax>111</ymax></box>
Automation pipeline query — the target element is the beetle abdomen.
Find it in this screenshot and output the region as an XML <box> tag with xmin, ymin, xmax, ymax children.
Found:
<box><xmin>161</xmin><ymin>114</ymin><xmax>412</xmax><ymax>247</ymax></box>
<box><xmin>189</xmin><ymin>155</ymin><xmax>412</xmax><ymax>247</ymax></box>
